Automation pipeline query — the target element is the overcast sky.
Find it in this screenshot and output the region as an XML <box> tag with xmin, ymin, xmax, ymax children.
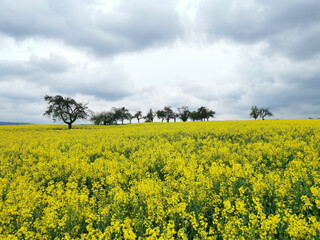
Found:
<box><xmin>1</xmin><ymin>0</ymin><xmax>320</xmax><ymax>123</ymax></box>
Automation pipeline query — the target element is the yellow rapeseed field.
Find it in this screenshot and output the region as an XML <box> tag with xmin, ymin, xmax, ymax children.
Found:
<box><xmin>0</xmin><ymin>120</ymin><xmax>320</xmax><ymax>239</ymax></box>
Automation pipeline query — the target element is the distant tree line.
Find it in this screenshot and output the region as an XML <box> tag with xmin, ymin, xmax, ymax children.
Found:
<box><xmin>43</xmin><ymin>95</ymin><xmax>273</xmax><ymax>129</ymax></box>
<box><xmin>90</xmin><ymin>106</ymin><xmax>215</xmax><ymax>125</ymax></box>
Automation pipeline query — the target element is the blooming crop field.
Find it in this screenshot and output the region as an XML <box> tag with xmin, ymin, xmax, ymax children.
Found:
<box><xmin>0</xmin><ymin>120</ymin><xmax>320</xmax><ymax>239</ymax></box>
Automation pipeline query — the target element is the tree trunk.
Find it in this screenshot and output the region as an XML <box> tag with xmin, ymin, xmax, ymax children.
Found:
<box><xmin>68</xmin><ymin>123</ymin><xmax>72</xmax><ymax>129</ymax></box>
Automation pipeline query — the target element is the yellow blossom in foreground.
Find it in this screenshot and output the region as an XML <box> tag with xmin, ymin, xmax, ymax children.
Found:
<box><xmin>0</xmin><ymin>119</ymin><xmax>320</xmax><ymax>239</ymax></box>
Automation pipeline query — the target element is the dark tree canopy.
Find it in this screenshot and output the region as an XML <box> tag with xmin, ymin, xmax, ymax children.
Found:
<box><xmin>90</xmin><ymin>111</ymin><xmax>115</xmax><ymax>125</ymax></box>
<box><xmin>163</xmin><ymin>106</ymin><xmax>174</xmax><ymax>123</ymax></box>
<box><xmin>43</xmin><ymin>95</ymin><xmax>89</xmax><ymax>129</ymax></box>
<box><xmin>127</xmin><ymin>112</ymin><xmax>133</xmax><ymax>124</ymax></box>
<box><xmin>112</xmin><ymin>107</ymin><xmax>130</xmax><ymax>124</ymax></box>
<box><xmin>197</xmin><ymin>106</ymin><xmax>215</xmax><ymax>121</ymax></box>
<box><xmin>156</xmin><ymin>110</ymin><xmax>166</xmax><ymax>122</ymax></box>
<box><xmin>190</xmin><ymin>111</ymin><xmax>200</xmax><ymax>122</ymax></box>
<box><xmin>178</xmin><ymin>106</ymin><xmax>190</xmax><ymax>122</ymax></box>
<box><xmin>134</xmin><ymin>111</ymin><xmax>143</xmax><ymax>123</ymax></box>
<box><xmin>90</xmin><ymin>114</ymin><xmax>102</xmax><ymax>125</ymax></box>
<box><xmin>144</xmin><ymin>109</ymin><xmax>155</xmax><ymax>122</ymax></box>
<box><xmin>173</xmin><ymin>112</ymin><xmax>179</xmax><ymax>122</ymax></box>
<box><xmin>250</xmin><ymin>105</ymin><xmax>260</xmax><ymax>120</ymax></box>
<box><xmin>205</xmin><ymin>109</ymin><xmax>215</xmax><ymax>121</ymax></box>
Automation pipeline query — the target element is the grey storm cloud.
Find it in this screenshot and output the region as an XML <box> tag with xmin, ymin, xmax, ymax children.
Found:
<box><xmin>197</xmin><ymin>0</ymin><xmax>320</xmax><ymax>60</ymax></box>
<box><xmin>0</xmin><ymin>80</ymin><xmax>49</xmax><ymax>101</ymax></box>
<box><xmin>49</xmin><ymin>68</ymin><xmax>134</xmax><ymax>101</ymax></box>
<box><xmin>261</xmin><ymin>75</ymin><xmax>320</xmax><ymax>108</ymax></box>
<box><xmin>0</xmin><ymin>55</ymin><xmax>134</xmax><ymax>101</ymax></box>
<box><xmin>0</xmin><ymin>55</ymin><xmax>72</xmax><ymax>102</ymax></box>
<box><xmin>0</xmin><ymin>0</ymin><xmax>183</xmax><ymax>56</ymax></box>
<box><xmin>0</xmin><ymin>54</ymin><xmax>71</xmax><ymax>79</ymax></box>
<box><xmin>238</xmin><ymin>67</ymin><xmax>320</xmax><ymax>118</ymax></box>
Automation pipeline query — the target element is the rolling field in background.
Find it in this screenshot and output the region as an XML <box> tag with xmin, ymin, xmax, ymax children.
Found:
<box><xmin>0</xmin><ymin>120</ymin><xmax>320</xmax><ymax>239</ymax></box>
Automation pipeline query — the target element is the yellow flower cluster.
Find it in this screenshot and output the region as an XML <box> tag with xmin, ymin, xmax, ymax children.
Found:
<box><xmin>0</xmin><ymin>120</ymin><xmax>320</xmax><ymax>239</ymax></box>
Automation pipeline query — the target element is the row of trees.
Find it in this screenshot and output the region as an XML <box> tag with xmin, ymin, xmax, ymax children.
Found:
<box><xmin>43</xmin><ymin>95</ymin><xmax>216</xmax><ymax>129</ymax></box>
<box><xmin>43</xmin><ymin>95</ymin><xmax>273</xmax><ymax>129</ymax></box>
<box><xmin>90</xmin><ymin>106</ymin><xmax>216</xmax><ymax>125</ymax></box>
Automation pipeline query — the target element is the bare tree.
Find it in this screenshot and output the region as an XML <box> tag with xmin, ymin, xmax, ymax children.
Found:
<box><xmin>259</xmin><ymin>108</ymin><xmax>273</xmax><ymax>120</ymax></box>
<box><xmin>43</xmin><ymin>95</ymin><xmax>89</xmax><ymax>129</ymax></box>
<box><xmin>134</xmin><ymin>111</ymin><xmax>143</xmax><ymax>123</ymax></box>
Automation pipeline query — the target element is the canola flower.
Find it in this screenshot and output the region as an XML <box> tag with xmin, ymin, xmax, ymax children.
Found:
<box><xmin>0</xmin><ymin>120</ymin><xmax>320</xmax><ymax>239</ymax></box>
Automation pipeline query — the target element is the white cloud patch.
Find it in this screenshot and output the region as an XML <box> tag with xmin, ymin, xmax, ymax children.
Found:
<box><xmin>0</xmin><ymin>54</ymin><xmax>135</xmax><ymax>101</ymax></box>
<box><xmin>0</xmin><ymin>80</ymin><xmax>49</xmax><ymax>101</ymax></box>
